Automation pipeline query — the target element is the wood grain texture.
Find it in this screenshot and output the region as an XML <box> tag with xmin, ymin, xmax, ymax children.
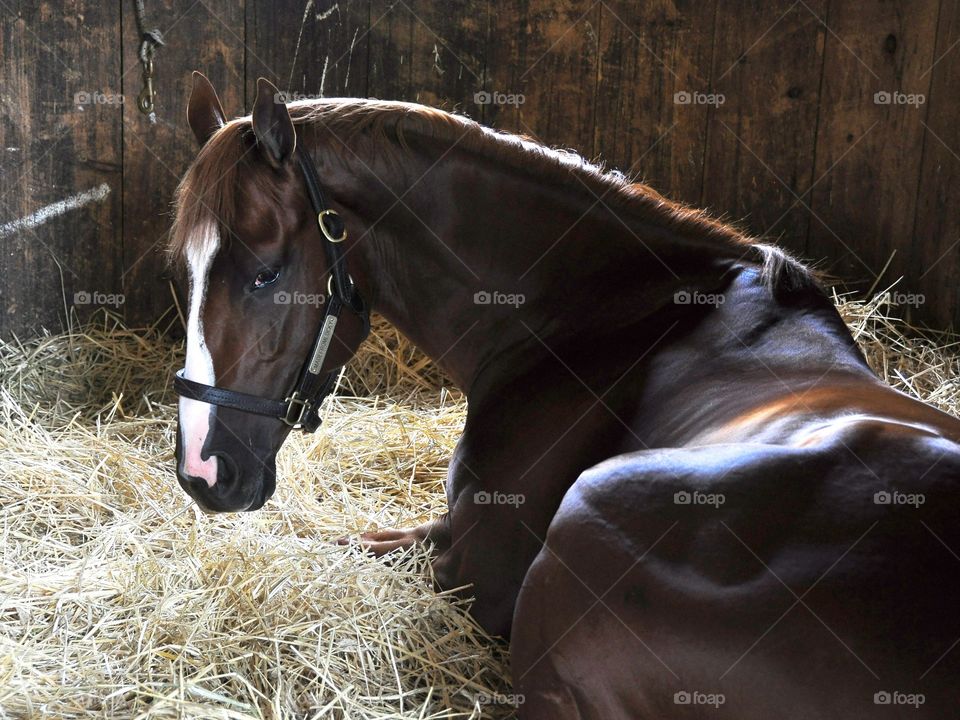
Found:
<box><xmin>806</xmin><ymin>0</ymin><xmax>940</xmax><ymax>289</ymax></box>
<box><xmin>701</xmin><ymin>0</ymin><xmax>826</xmax><ymax>257</ymax></box>
<box><xmin>366</xmin><ymin>0</ymin><xmax>487</xmax><ymax>115</ymax></box>
<box><xmin>484</xmin><ymin>0</ymin><xmax>600</xmax><ymax>153</ymax></box>
<box><xmin>2</xmin><ymin>0</ymin><xmax>959</xmax><ymax>334</ymax></box>
<box><xmin>245</xmin><ymin>0</ymin><xmax>369</xmax><ymax>109</ymax></box>
<box><xmin>120</xmin><ymin>0</ymin><xmax>246</xmax><ymax>328</ymax></box>
<box><xmin>0</xmin><ymin>0</ymin><xmax>122</xmax><ymax>334</ymax></box>
<box><xmin>910</xmin><ymin>0</ymin><xmax>960</xmax><ymax>329</ymax></box>
<box><xmin>593</xmin><ymin>0</ymin><xmax>717</xmax><ymax>205</ymax></box>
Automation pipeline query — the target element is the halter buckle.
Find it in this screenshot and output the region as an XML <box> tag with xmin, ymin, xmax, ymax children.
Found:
<box><xmin>283</xmin><ymin>392</ymin><xmax>311</xmax><ymax>427</ymax></box>
<box><xmin>318</xmin><ymin>210</ymin><xmax>347</xmax><ymax>243</ymax></box>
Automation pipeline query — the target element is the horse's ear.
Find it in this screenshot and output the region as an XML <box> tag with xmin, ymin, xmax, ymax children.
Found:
<box><xmin>187</xmin><ymin>71</ymin><xmax>226</xmax><ymax>146</ymax></box>
<box><xmin>252</xmin><ymin>77</ymin><xmax>296</xmax><ymax>168</ymax></box>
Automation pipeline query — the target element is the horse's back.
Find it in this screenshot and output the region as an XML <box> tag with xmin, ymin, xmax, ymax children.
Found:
<box><xmin>511</xmin><ymin>420</ymin><xmax>960</xmax><ymax>719</ymax></box>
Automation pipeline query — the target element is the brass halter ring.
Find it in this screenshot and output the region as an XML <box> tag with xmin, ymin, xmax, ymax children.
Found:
<box><xmin>328</xmin><ymin>273</ymin><xmax>354</xmax><ymax>298</ymax></box>
<box><xmin>318</xmin><ymin>209</ymin><xmax>347</xmax><ymax>243</ymax></box>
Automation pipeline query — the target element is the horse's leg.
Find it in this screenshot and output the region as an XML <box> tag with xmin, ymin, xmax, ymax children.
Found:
<box><xmin>342</xmin><ymin>418</ymin><xmax>605</xmax><ymax>633</ymax></box>
<box><xmin>338</xmin><ymin>514</ymin><xmax>451</xmax><ymax>556</ymax></box>
<box><xmin>343</xmin><ymin>361</ymin><xmax>639</xmax><ymax>634</ymax></box>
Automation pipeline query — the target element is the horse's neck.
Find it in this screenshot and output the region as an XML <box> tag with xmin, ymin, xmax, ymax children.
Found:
<box><xmin>335</xmin><ymin>140</ymin><xmax>742</xmax><ymax>392</ymax></box>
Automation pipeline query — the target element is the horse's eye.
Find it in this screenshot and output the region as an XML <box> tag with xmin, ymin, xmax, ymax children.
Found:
<box><xmin>253</xmin><ymin>268</ymin><xmax>280</xmax><ymax>289</ymax></box>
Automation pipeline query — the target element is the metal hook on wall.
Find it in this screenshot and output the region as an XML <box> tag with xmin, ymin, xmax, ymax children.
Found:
<box><xmin>133</xmin><ymin>0</ymin><xmax>164</xmax><ymax>123</ymax></box>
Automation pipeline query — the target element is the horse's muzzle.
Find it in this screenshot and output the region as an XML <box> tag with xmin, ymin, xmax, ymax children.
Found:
<box><xmin>176</xmin><ymin>452</ymin><xmax>274</xmax><ymax>513</ymax></box>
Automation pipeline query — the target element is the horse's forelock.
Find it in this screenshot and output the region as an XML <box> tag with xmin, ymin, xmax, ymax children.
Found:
<box><xmin>168</xmin><ymin>121</ymin><xmax>250</xmax><ymax>266</ymax></box>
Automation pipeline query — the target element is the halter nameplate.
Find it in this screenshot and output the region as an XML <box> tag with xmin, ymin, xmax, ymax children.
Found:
<box><xmin>308</xmin><ymin>314</ymin><xmax>339</xmax><ymax>374</ymax></box>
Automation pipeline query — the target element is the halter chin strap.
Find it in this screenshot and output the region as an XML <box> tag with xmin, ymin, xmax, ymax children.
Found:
<box><xmin>173</xmin><ymin>146</ymin><xmax>371</xmax><ymax>432</ymax></box>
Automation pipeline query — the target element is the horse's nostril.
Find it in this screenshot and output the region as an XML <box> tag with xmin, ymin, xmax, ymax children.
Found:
<box><xmin>210</xmin><ymin>452</ymin><xmax>239</xmax><ymax>488</ymax></box>
<box><xmin>178</xmin><ymin>470</ymin><xmax>210</xmax><ymax>496</ymax></box>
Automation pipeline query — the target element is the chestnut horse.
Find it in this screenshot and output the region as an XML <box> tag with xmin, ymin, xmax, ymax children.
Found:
<box><xmin>170</xmin><ymin>72</ymin><xmax>960</xmax><ymax>718</ymax></box>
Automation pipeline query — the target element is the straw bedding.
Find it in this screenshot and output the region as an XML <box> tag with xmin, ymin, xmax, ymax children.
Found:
<box><xmin>1</xmin><ymin>293</ymin><xmax>958</xmax><ymax>719</ymax></box>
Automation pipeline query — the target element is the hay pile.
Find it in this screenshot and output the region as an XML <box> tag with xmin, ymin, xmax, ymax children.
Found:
<box><xmin>1</xmin><ymin>294</ymin><xmax>958</xmax><ymax>719</ymax></box>
<box><xmin>0</xmin><ymin>314</ymin><xmax>509</xmax><ymax>719</ymax></box>
<box><xmin>834</xmin><ymin>290</ymin><xmax>960</xmax><ymax>412</ymax></box>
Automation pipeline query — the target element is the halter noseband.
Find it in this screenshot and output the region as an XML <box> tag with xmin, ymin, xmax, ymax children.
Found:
<box><xmin>172</xmin><ymin>146</ymin><xmax>371</xmax><ymax>433</ymax></box>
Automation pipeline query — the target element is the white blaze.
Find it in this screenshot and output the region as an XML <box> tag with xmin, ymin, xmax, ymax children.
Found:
<box><xmin>179</xmin><ymin>223</ymin><xmax>220</xmax><ymax>487</ymax></box>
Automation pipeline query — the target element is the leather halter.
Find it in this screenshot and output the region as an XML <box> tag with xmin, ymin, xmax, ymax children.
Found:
<box><xmin>173</xmin><ymin>146</ymin><xmax>371</xmax><ymax>432</ymax></box>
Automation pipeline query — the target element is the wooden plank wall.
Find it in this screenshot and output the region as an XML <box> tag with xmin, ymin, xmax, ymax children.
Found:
<box><xmin>1</xmin><ymin>1</ymin><xmax>122</xmax><ymax>333</ymax></box>
<box><xmin>1</xmin><ymin>0</ymin><xmax>958</xmax><ymax>336</ymax></box>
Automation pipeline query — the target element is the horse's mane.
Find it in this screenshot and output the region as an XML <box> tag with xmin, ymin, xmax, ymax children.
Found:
<box><xmin>170</xmin><ymin>98</ymin><xmax>817</xmax><ymax>297</ymax></box>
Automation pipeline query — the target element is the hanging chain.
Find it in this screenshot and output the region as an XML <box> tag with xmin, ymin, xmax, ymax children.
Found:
<box><xmin>133</xmin><ymin>0</ymin><xmax>164</xmax><ymax>121</ymax></box>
